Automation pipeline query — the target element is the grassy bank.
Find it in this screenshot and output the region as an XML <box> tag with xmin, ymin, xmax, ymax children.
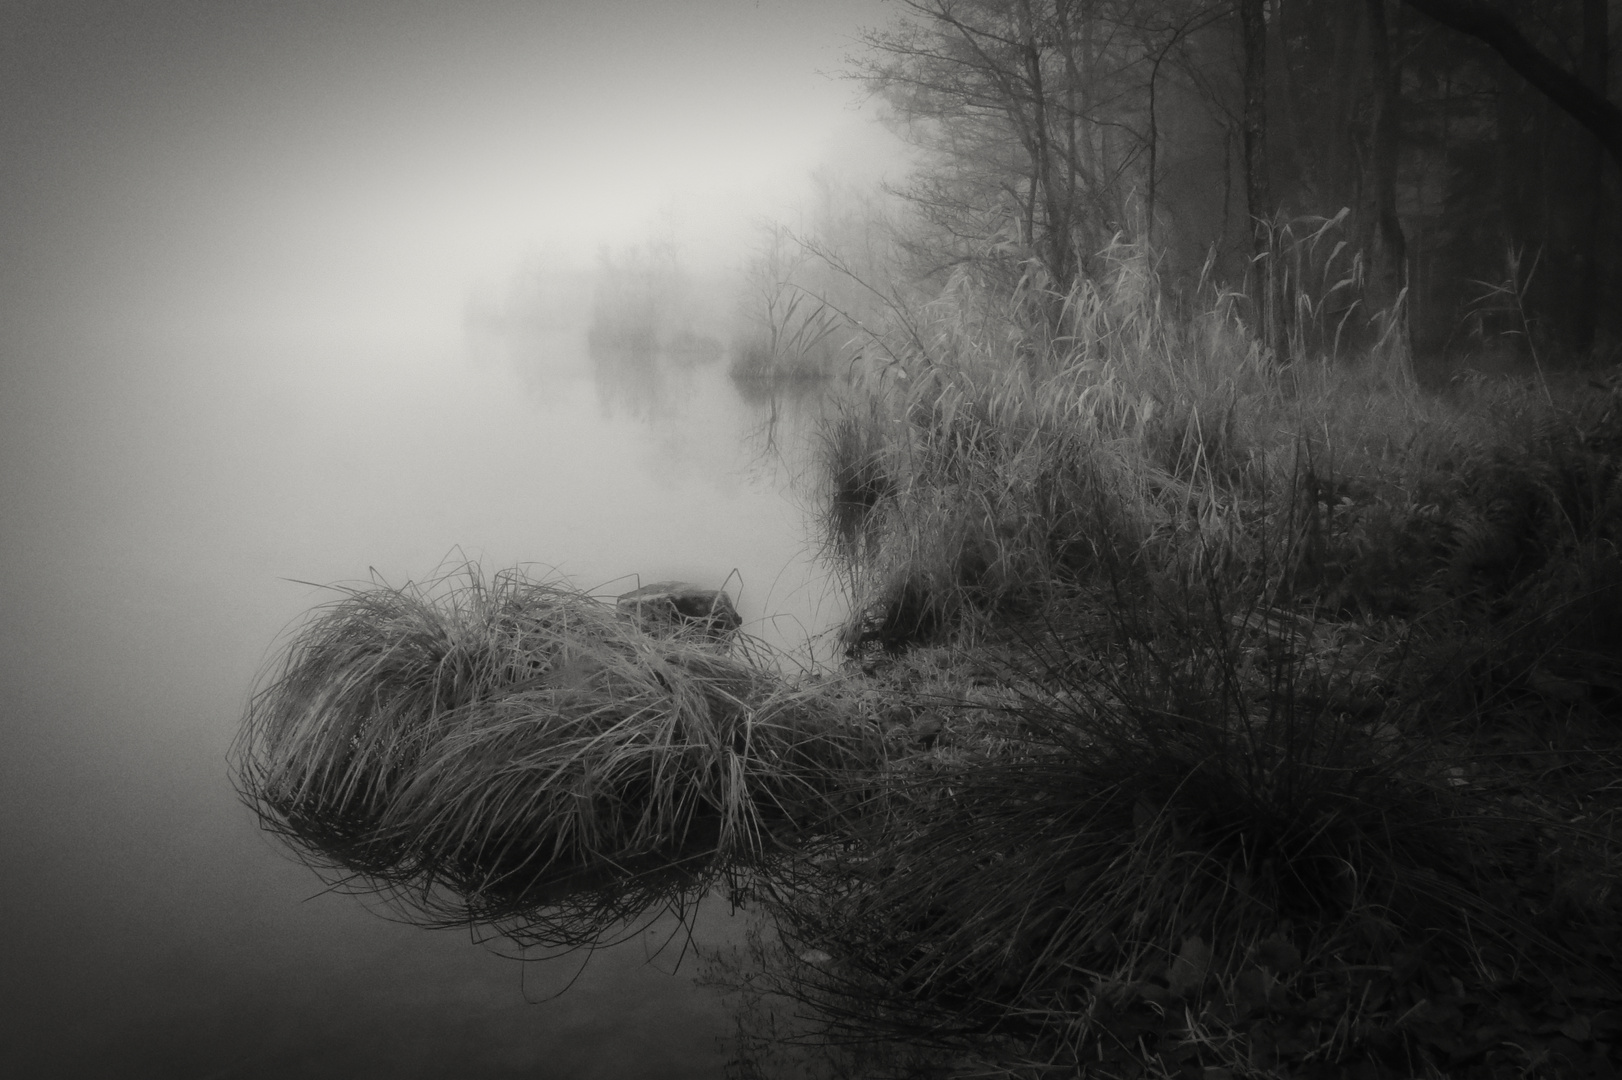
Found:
<box><xmin>707</xmin><ymin>243</ymin><xmax>1622</xmax><ymax>1078</ymax></box>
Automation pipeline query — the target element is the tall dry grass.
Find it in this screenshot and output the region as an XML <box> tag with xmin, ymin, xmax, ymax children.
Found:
<box><xmin>816</xmin><ymin>233</ymin><xmax>1622</xmax><ymax>663</ymax></box>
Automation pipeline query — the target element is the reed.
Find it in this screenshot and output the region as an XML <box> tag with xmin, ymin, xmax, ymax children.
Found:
<box><xmin>232</xmin><ymin>565</ymin><xmax>877</xmax><ymax>936</ymax></box>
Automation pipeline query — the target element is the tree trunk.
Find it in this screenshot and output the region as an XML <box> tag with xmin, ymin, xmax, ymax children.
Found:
<box><xmin>1365</xmin><ymin>0</ymin><xmax>1408</xmax><ymax>320</ymax></box>
<box><xmin>1240</xmin><ymin>0</ymin><xmax>1272</xmax><ymax>251</ymax></box>
<box><xmin>1014</xmin><ymin>0</ymin><xmax>1074</xmax><ymax>316</ymax></box>
<box><xmin>1240</xmin><ymin>0</ymin><xmax>1282</xmax><ymax>354</ymax></box>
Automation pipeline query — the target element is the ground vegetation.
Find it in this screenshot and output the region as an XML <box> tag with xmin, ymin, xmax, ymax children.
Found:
<box><xmin>702</xmin><ymin>237</ymin><xmax>1622</xmax><ymax>1076</ymax></box>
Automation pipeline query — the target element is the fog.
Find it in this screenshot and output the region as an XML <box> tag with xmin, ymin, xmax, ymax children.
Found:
<box><xmin>1</xmin><ymin>0</ymin><xmax>902</xmax><ymax>340</ymax></box>
<box><xmin>0</xmin><ymin>1</ymin><xmax>906</xmax><ymax>1075</ymax></box>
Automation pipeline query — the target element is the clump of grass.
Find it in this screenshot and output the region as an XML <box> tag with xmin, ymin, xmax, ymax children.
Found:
<box><xmin>232</xmin><ymin>565</ymin><xmax>878</xmax><ymax>940</ymax></box>
<box><xmin>818</xmin><ymin>398</ymin><xmax>896</xmax><ymax>559</ymax></box>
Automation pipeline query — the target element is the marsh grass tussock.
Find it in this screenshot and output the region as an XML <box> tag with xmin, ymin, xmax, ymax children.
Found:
<box><xmin>231</xmin><ymin>565</ymin><xmax>878</xmax><ymax>940</ymax></box>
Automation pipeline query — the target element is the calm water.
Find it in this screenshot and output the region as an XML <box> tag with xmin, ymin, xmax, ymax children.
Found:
<box><xmin>0</xmin><ymin>312</ymin><xmax>841</xmax><ymax>1077</ymax></box>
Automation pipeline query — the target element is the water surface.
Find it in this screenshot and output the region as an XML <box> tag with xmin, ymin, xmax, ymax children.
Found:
<box><xmin>0</xmin><ymin>313</ymin><xmax>838</xmax><ymax>1077</ymax></box>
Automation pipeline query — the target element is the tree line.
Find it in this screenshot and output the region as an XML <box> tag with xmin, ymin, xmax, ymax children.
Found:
<box><xmin>856</xmin><ymin>0</ymin><xmax>1619</xmax><ymax>365</ymax></box>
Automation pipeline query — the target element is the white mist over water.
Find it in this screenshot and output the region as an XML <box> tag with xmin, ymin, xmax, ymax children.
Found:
<box><xmin>2</xmin><ymin>0</ymin><xmax>900</xmax><ymax>347</ymax></box>
<box><xmin>0</xmin><ymin>0</ymin><xmax>906</xmax><ymax>1074</ymax></box>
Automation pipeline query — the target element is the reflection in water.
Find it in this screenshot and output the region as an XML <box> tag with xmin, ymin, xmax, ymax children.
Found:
<box><xmin>586</xmin><ymin>243</ymin><xmax>728</xmax><ymax>424</ymax></box>
<box><xmin>585</xmin><ymin>241</ymin><xmax>727</xmax><ymax>362</ymax></box>
<box><xmin>737</xmin><ymin>375</ymin><xmax>834</xmax><ymax>471</ymax></box>
<box><xmin>591</xmin><ymin>344</ymin><xmax>696</xmax><ymax>423</ymax></box>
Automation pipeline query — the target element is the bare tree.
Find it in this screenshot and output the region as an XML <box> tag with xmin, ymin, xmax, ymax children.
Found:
<box><xmin>1365</xmin><ymin>0</ymin><xmax>1408</xmax><ymax>317</ymax></box>
<box><xmin>857</xmin><ymin>0</ymin><xmax>1220</xmax><ymax>300</ymax></box>
<box><xmin>1238</xmin><ymin>0</ymin><xmax>1272</xmax><ymax>250</ymax></box>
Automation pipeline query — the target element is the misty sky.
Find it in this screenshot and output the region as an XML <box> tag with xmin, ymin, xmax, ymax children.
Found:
<box><xmin>0</xmin><ymin>0</ymin><xmax>899</xmax><ymax>348</ymax></box>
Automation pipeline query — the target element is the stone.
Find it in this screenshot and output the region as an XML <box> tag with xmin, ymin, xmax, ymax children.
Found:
<box><xmin>615</xmin><ymin>581</ymin><xmax>742</xmax><ymax>639</ymax></box>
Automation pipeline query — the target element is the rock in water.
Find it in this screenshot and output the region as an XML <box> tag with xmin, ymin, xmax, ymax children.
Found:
<box><xmin>616</xmin><ymin>581</ymin><xmax>742</xmax><ymax>639</ymax></box>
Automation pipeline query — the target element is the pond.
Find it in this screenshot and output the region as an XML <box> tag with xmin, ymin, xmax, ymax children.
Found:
<box><xmin>0</xmin><ymin>306</ymin><xmax>842</xmax><ymax>1077</ymax></box>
